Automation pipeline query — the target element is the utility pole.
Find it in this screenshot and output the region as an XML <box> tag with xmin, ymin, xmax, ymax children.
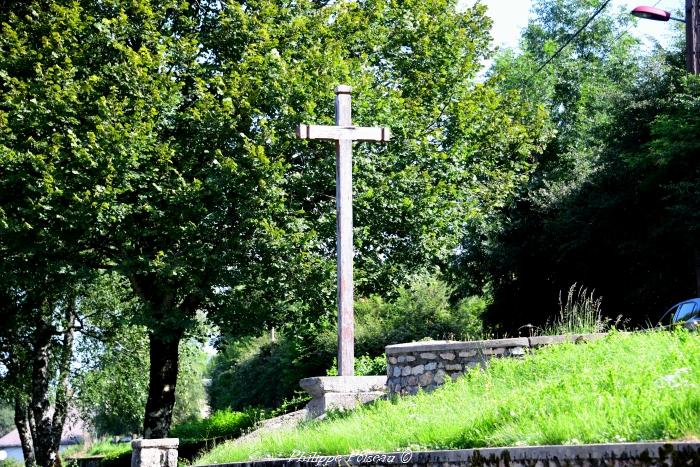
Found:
<box><xmin>689</xmin><ymin>0</ymin><xmax>700</xmax><ymax>295</ymax></box>
<box><xmin>688</xmin><ymin>0</ymin><xmax>700</xmax><ymax>73</ymax></box>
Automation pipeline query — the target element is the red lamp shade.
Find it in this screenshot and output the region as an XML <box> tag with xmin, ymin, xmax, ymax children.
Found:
<box><xmin>631</xmin><ymin>5</ymin><xmax>672</xmax><ymax>21</ymax></box>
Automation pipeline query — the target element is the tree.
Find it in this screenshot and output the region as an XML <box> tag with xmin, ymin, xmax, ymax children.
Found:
<box><xmin>67</xmin><ymin>274</ymin><xmax>148</xmax><ymax>437</ymax></box>
<box><xmin>458</xmin><ymin>0</ymin><xmax>700</xmax><ymax>331</ymax></box>
<box><xmin>1</xmin><ymin>0</ymin><xmax>549</xmax><ymax>438</ymax></box>
<box><xmin>0</xmin><ymin>279</ymin><xmax>80</xmax><ymax>467</ymax></box>
<box><xmin>74</xmin><ymin>325</ymin><xmax>209</xmax><ymax>436</ymax></box>
<box><xmin>171</xmin><ymin>340</ymin><xmax>208</xmax><ymax>425</ymax></box>
<box><xmin>0</xmin><ymin>130</ymin><xmax>85</xmax><ymax>466</ymax></box>
<box><xmin>1</xmin><ymin>0</ymin><xmax>230</xmax><ymax>439</ymax></box>
<box><xmin>455</xmin><ymin>0</ymin><xmax>651</xmax><ymax>330</ymax></box>
<box><xmin>645</xmin><ymin>73</ymin><xmax>700</xmax><ymax>295</ymax></box>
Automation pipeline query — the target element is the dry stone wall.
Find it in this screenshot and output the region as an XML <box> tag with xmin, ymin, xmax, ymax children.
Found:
<box><xmin>385</xmin><ymin>334</ymin><xmax>605</xmax><ymax>395</ymax></box>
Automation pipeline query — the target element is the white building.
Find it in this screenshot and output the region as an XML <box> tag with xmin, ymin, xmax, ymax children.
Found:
<box><xmin>0</xmin><ymin>417</ymin><xmax>85</xmax><ymax>463</ymax></box>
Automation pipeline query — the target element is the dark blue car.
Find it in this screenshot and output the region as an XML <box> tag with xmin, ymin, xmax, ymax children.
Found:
<box><xmin>659</xmin><ymin>298</ymin><xmax>700</xmax><ymax>328</ymax></box>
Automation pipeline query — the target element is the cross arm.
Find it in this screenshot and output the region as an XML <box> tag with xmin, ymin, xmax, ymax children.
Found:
<box><xmin>296</xmin><ymin>124</ymin><xmax>391</xmax><ymax>142</ymax></box>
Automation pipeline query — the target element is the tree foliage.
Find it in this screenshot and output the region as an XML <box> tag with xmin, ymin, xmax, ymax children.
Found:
<box><xmin>1</xmin><ymin>0</ymin><xmax>550</xmax><ymax>436</ymax></box>
<box><xmin>0</xmin><ymin>403</ymin><xmax>13</xmax><ymax>437</ymax></box>
<box><xmin>459</xmin><ymin>0</ymin><xmax>699</xmax><ymax>331</ymax></box>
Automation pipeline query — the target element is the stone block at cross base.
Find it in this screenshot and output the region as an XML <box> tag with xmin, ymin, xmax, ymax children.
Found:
<box><xmin>299</xmin><ymin>376</ymin><xmax>387</xmax><ymax>419</ymax></box>
<box><xmin>131</xmin><ymin>438</ymin><xmax>178</xmax><ymax>467</ymax></box>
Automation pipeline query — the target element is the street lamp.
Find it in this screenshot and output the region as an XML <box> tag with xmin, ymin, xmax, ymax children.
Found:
<box><xmin>631</xmin><ymin>5</ymin><xmax>685</xmax><ymax>22</ymax></box>
<box><xmin>631</xmin><ymin>1</ymin><xmax>700</xmax><ymax>73</ymax></box>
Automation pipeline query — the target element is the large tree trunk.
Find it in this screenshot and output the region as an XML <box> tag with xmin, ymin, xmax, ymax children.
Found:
<box><xmin>14</xmin><ymin>397</ymin><xmax>36</xmax><ymax>467</ymax></box>
<box><xmin>142</xmin><ymin>331</ymin><xmax>182</xmax><ymax>439</ymax></box>
<box><xmin>51</xmin><ymin>303</ymin><xmax>76</xmax><ymax>454</ymax></box>
<box><xmin>130</xmin><ymin>276</ymin><xmax>191</xmax><ymax>439</ymax></box>
<box><xmin>30</xmin><ymin>318</ymin><xmax>57</xmax><ymax>467</ymax></box>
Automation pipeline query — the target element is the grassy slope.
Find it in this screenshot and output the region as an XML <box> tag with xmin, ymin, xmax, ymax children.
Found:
<box><xmin>196</xmin><ymin>330</ymin><xmax>700</xmax><ymax>465</ymax></box>
<box><xmin>62</xmin><ymin>440</ymin><xmax>131</xmax><ymax>463</ymax></box>
<box><xmin>84</xmin><ymin>442</ymin><xmax>131</xmax><ymax>458</ymax></box>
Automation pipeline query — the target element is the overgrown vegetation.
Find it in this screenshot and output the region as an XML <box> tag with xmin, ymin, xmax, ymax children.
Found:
<box><xmin>459</xmin><ymin>0</ymin><xmax>700</xmax><ymax>332</ymax></box>
<box><xmin>169</xmin><ymin>409</ymin><xmax>255</xmax><ymax>441</ymax></box>
<box><xmin>1</xmin><ymin>0</ymin><xmax>548</xmax><ymax>445</ymax></box>
<box><xmin>197</xmin><ymin>330</ymin><xmax>700</xmax><ymax>464</ymax></box>
<box><xmin>208</xmin><ymin>274</ymin><xmax>487</xmax><ymax>411</ymax></box>
<box><xmin>3</xmin><ymin>0</ymin><xmax>700</xmax><ymax>460</ymax></box>
<box><xmin>540</xmin><ymin>284</ymin><xmax>608</xmax><ymax>335</ymax></box>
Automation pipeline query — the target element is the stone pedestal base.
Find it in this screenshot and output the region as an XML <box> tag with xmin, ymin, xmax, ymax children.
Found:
<box><xmin>131</xmin><ymin>438</ymin><xmax>178</xmax><ymax>467</ymax></box>
<box><xmin>299</xmin><ymin>376</ymin><xmax>387</xmax><ymax>419</ymax></box>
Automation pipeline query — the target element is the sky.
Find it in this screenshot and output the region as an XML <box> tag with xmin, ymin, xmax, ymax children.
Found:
<box><xmin>460</xmin><ymin>0</ymin><xmax>682</xmax><ymax>51</ymax></box>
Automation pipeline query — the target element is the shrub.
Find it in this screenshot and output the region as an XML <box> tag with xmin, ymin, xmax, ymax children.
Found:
<box><xmin>207</xmin><ymin>274</ymin><xmax>489</xmax><ymax>411</ymax></box>
<box><xmin>207</xmin><ymin>335</ymin><xmax>327</xmax><ymax>412</ymax></box>
<box><xmin>171</xmin><ymin>410</ymin><xmax>260</xmax><ymax>464</ymax></box>
<box><xmin>325</xmin><ymin>273</ymin><xmax>487</xmax><ymax>354</ymax></box>
<box><xmin>169</xmin><ymin>409</ymin><xmax>255</xmax><ymax>441</ymax></box>
<box><xmin>100</xmin><ymin>448</ymin><xmax>132</xmax><ymax>467</ymax></box>
<box><xmin>365</xmin><ymin>275</ymin><xmax>484</xmax><ymax>344</ymax></box>
<box><xmin>326</xmin><ymin>355</ymin><xmax>387</xmax><ymax>376</ymax></box>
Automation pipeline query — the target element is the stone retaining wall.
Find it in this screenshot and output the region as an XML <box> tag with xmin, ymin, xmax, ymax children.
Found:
<box><xmin>385</xmin><ymin>334</ymin><xmax>606</xmax><ymax>395</ymax></box>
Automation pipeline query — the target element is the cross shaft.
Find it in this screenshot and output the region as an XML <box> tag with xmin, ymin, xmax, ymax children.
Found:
<box><xmin>296</xmin><ymin>85</ymin><xmax>391</xmax><ymax>376</ymax></box>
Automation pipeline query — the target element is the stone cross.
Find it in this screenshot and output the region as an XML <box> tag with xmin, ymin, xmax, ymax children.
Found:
<box><xmin>297</xmin><ymin>85</ymin><xmax>391</xmax><ymax>376</ymax></box>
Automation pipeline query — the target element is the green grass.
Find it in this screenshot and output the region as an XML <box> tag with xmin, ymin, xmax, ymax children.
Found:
<box><xmin>195</xmin><ymin>330</ymin><xmax>700</xmax><ymax>465</ymax></box>
<box><xmin>62</xmin><ymin>440</ymin><xmax>131</xmax><ymax>461</ymax></box>
<box><xmin>85</xmin><ymin>441</ymin><xmax>131</xmax><ymax>458</ymax></box>
<box><xmin>0</xmin><ymin>459</ymin><xmax>24</xmax><ymax>467</ymax></box>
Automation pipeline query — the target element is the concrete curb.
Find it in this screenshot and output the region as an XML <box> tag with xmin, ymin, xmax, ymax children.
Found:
<box><xmin>195</xmin><ymin>442</ymin><xmax>700</xmax><ymax>466</ymax></box>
